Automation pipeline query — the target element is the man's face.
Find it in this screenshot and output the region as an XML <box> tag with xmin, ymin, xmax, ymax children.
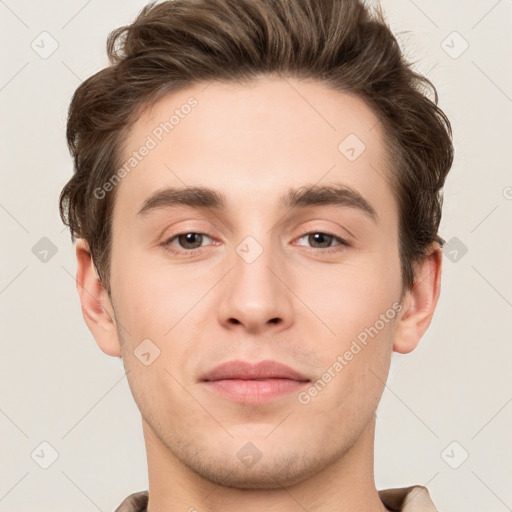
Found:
<box><xmin>107</xmin><ymin>76</ymin><xmax>404</xmax><ymax>488</ymax></box>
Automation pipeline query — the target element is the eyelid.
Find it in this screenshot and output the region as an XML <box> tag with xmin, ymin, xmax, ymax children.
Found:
<box><xmin>293</xmin><ymin>230</ymin><xmax>350</xmax><ymax>252</ymax></box>
<box><xmin>293</xmin><ymin>219</ymin><xmax>355</xmax><ymax>243</ymax></box>
<box><xmin>295</xmin><ymin>229</ymin><xmax>348</xmax><ymax>243</ymax></box>
<box><xmin>162</xmin><ymin>231</ymin><xmax>215</xmax><ymax>252</ymax></box>
<box><xmin>161</xmin><ymin>227</ymin><xmax>350</xmax><ymax>257</ymax></box>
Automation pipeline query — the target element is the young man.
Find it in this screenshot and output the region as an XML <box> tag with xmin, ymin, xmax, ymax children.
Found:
<box><xmin>59</xmin><ymin>0</ymin><xmax>453</xmax><ymax>510</ymax></box>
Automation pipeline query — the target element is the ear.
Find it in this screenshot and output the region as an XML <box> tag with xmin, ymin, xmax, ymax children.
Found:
<box><xmin>393</xmin><ymin>243</ymin><xmax>443</xmax><ymax>354</ymax></box>
<box><xmin>75</xmin><ymin>239</ymin><xmax>121</xmax><ymax>357</ymax></box>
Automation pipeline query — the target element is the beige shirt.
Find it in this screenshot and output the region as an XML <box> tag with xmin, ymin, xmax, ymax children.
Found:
<box><xmin>115</xmin><ymin>485</ymin><xmax>438</xmax><ymax>511</ymax></box>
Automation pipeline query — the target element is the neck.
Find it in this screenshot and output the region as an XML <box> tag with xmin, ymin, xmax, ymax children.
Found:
<box><xmin>142</xmin><ymin>416</ymin><xmax>388</xmax><ymax>512</ymax></box>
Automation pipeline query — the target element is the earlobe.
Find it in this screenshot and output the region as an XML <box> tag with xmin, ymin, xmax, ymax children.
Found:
<box><xmin>75</xmin><ymin>239</ymin><xmax>122</xmax><ymax>357</ymax></box>
<box><xmin>393</xmin><ymin>243</ymin><xmax>443</xmax><ymax>354</ymax></box>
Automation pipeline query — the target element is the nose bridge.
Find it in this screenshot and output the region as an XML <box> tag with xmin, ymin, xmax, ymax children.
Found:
<box><xmin>216</xmin><ymin>229</ymin><xmax>293</xmax><ymax>333</ymax></box>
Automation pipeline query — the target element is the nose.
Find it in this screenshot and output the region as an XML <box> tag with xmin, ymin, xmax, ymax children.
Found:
<box><xmin>216</xmin><ymin>239</ymin><xmax>294</xmax><ymax>335</ymax></box>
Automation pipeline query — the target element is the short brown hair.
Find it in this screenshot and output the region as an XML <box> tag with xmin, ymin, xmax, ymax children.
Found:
<box><xmin>59</xmin><ymin>0</ymin><xmax>454</xmax><ymax>297</ymax></box>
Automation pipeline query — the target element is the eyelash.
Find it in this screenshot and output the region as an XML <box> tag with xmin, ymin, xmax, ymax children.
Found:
<box><xmin>161</xmin><ymin>230</ymin><xmax>350</xmax><ymax>256</ymax></box>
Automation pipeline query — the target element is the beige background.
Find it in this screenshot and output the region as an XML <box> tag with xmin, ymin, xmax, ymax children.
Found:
<box><xmin>1</xmin><ymin>0</ymin><xmax>511</xmax><ymax>510</ymax></box>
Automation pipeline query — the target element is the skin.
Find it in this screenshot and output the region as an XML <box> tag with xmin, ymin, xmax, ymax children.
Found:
<box><xmin>75</xmin><ymin>75</ymin><xmax>442</xmax><ymax>512</ymax></box>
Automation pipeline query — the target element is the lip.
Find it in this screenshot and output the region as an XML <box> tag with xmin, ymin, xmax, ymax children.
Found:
<box><xmin>200</xmin><ymin>359</ymin><xmax>309</xmax><ymax>381</ymax></box>
<box><xmin>200</xmin><ymin>359</ymin><xmax>310</xmax><ymax>404</ymax></box>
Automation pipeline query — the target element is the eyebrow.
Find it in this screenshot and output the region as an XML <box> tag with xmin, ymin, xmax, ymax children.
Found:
<box><xmin>137</xmin><ymin>183</ymin><xmax>378</xmax><ymax>223</ymax></box>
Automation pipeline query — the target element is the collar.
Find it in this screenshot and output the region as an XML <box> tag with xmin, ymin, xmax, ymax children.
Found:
<box><xmin>115</xmin><ymin>485</ymin><xmax>438</xmax><ymax>511</ymax></box>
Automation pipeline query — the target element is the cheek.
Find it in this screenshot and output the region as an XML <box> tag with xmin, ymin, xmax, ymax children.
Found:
<box><xmin>293</xmin><ymin>251</ymin><xmax>400</xmax><ymax>399</ymax></box>
<box><xmin>295</xmin><ymin>250</ymin><xmax>402</xmax><ymax>335</ymax></box>
<box><xmin>110</xmin><ymin>249</ymin><xmax>201</xmax><ymax>338</ymax></box>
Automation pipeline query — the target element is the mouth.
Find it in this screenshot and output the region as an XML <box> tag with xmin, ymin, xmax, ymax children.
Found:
<box><xmin>199</xmin><ymin>359</ymin><xmax>310</xmax><ymax>404</ymax></box>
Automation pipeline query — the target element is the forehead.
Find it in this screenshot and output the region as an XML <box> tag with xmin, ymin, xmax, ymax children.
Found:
<box><xmin>114</xmin><ymin>76</ymin><xmax>394</xmax><ymax>219</ymax></box>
